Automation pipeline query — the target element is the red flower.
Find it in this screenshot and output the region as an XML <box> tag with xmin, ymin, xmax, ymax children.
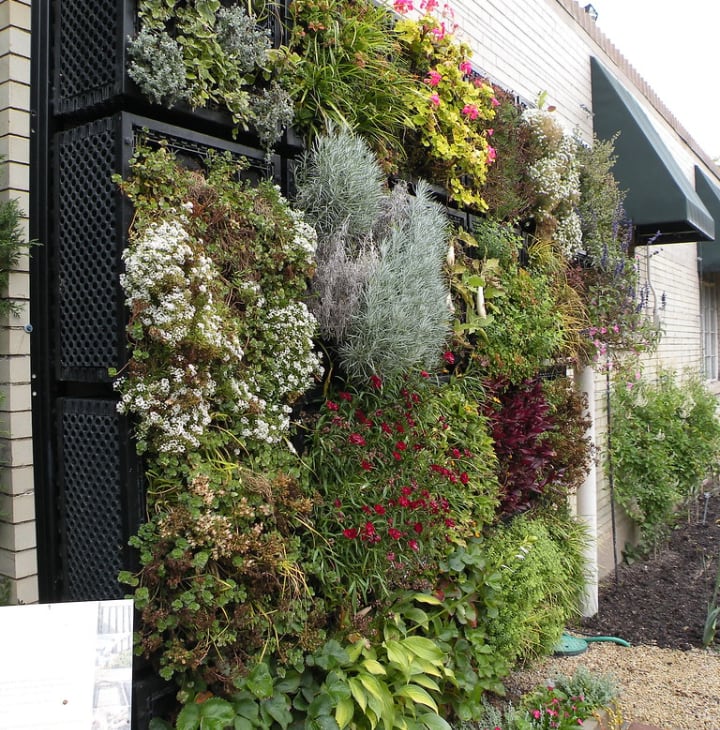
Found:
<box><xmin>349</xmin><ymin>433</ymin><xmax>366</xmax><ymax>446</ymax></box>
<box><xmin>343</xmin><ymin>528</ymin><xmax>359</xmax><ymax>539</ymax></box>
<box><xmin>443</xmin><ymin>351</ymin><xmax>455</xmax><ymax>364</ymax></box>
<box><xmin>370</xmin><ymin>374</ymin><xmax>383</xmax><ymax>389</ymax></box>
<box><xmin>460</xmin><ymin>472</ymin><xmax>469</xmax><ymax>485</ymax></box>
<box><xmin>451</xmin><ymin>448</ymin><xmax>461</xmax><ymax>458</ymax></box>
<box><xmin>373</xmin><ymin>504</ymin><xmax>386</xmax><ymax>515</ymax></box>
<box><xmin>420</xmin><ymin>370</ymin><xmax>430</xmax><ymax>378</ymax></box>
<box><xmin>408</xmin><ymin>539</ymin><xmax>420</xmax><ymax>552</ymax></box>
<box><xmin>381</xmin><ymin>422</ymin><xmax>393</xmax><ymax>435</ymax></box>
<box><xmin>388</xmin><ymin>528</ymin><xmax>403</xmax><ymax>540</ymax></box>
<box><xmin>413</xmin><ymin>522</ymin><xmax>423</xmax><ymax>534</ymax></box>
<box><xmin>326</xmin><ymin>400</ymin><xmax>339</xmax><ymax>411</ymax></box>
<box><xmin>355</xmin><ymin>409</ymin><xmax>372</xmax><ymax>426</ymax></box>
<box><xmin>360</xmin><ymin>459</ymin><xmax>373</xmax><ymax>471</ymax></box>
<box><xmin>445</xmin><ymin>518</ymin><xmax>456</xmax><ymax>528</ymax></box>
<box><xmin>362</xmin><ymin>505</ymin><xmax>372</xmax><ymax>515</ymax></box>
<box><xmin>398</xmin><ymin>496</ymin><xmax>411</xmax><ymax>508</ymax></box>
<box><xmin>393</xmin><ymin>451</ymin><xmax>402</xmax><ymax>461</ymax></box>
<box><xmin>339</xmin><ymin>391</ymin><xmax>353</xmax><ymax>401</ymax></box>
<box><xmin>401</xmin><ymin>486</ymin><xmax>412</xmax><ymax>496</ymax></box>
<box><xmin>333</xmin><ymin>498</ymin><xmax>342</xmax><ymax>508</ymax></box>
<box><xmin>395</xmin><ymin>441</ymin><xmax>407</xmax><ymax>451</ymax></box>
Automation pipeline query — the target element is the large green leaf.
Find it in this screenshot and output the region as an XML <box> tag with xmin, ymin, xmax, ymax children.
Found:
<box><xmin>395</xmin><ymin>685</ymin><xmax>438</xmax><ymax>712</ymax></box>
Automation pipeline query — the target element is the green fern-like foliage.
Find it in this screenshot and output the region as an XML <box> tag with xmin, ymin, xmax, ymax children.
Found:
<box><xmin>340</xmin><ymin>180</ymin><xmax>451</xmax><ymax>379</ymax></box>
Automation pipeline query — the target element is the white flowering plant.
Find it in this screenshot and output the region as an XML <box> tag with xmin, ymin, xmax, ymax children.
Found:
<box><xmin>114</xmin><ymin>143</ymin><xmax>322</xmax><ymax>458</ymax></box>
<box><xmin>522</xmin><ymin>108</ymin><xmax>583</xmax><ymax>259</ymax></box>
<box><xmin>115</xmin><ymin>144</ymin><xmax>326</xmax><ymax>691</ymax></box>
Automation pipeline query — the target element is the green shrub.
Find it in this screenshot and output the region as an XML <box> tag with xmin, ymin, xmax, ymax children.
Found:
<box><xmin>0</xmin><ymin>192</ymin><xmax>28</xmax><ymax>319</ymax></box>
<box><xmin>609</xmin><ymin>369</ymin><xmax>720</xmax><ymax>550</ymax></box>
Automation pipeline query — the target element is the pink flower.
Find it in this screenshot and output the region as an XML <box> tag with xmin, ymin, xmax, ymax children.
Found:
<box><xmin>490</xmin><ymin>96</ymin><xmax>500</xmax><ymax>107</ymax></box>
<box><xmin>462</xmin><ymin>104</ymin><xmax>479</xmax><ymax>120</ymax></box>
<box><xmin>393</xmin><ymin>0</ymin><xmax>414</xmax><ymax>12</ymax></box>
<box><xmin>430</xmin><ymin>93</ymin><xmax>441</xmax><ymax>107</ymax></box>
<box><xmin>431</xmin><ymin>22</ymin><xmax>446</xmax><ymax>40</ymax></box>
<box><xmin>420</xmin><ymin>0</ymin><xmax>438</xmax><ymax>11</ymax></box>
<box><xmin>533</xmin><ymin>710</ymin><xmax>541</xmax><ymax>720</ymax></box>
<box><xmin>425</xmin><ymin>70</ymin><xmax>442</xmax><ymax>87</ymax></box>
<box><xmin>487</xmin><ymin>146</ymin><xmax>496</xmax><ymax>163</ymax></box>
<box><xmin>486</xmin><ymin>127</ymin><xmax>494</xmax><ymax>136</ymax></box>
<box><xmin>459</xmin><ymin>60</ymin><xmax>472</xmax><ymax>75</ymax></box>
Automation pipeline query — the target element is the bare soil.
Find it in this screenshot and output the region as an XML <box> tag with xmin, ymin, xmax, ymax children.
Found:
<box><xmin>580</xmin><ymin>491</ymin><xmax>720</xmax><ymax>650</ymax></box>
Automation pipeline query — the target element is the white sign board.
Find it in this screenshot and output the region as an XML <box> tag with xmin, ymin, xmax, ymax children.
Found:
<box><xmin>0</xmin><ymin>599</ymin><xmax>133</xmax><ymax>730</ymax></box>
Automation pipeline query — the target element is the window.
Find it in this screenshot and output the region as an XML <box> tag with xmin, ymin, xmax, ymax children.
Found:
<box><xmin>701</xmin><ymin>278</ymin><xmax>719</xmax><ymax>380</ymax></box>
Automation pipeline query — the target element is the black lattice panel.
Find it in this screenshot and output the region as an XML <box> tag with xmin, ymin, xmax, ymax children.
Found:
<box><xmin>55</xmin><ymin>118</ymin><xmax>124</xmax><ymax>382</ymax></box>
<box><xmin>53</xmin><ymin>0</ymin><xmax>134</xmax><ymax>115</ymax></box>
<box><xmin>59</xmin><ymin>398</ymin><xmax>130</xmax><ymax>601</ymax></box>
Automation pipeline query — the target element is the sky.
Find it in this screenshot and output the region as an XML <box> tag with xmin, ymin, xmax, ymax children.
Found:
<box><xmin>588</xmin><ymin>0</ymin><xmax>720</xmax><ymax>161</ymax></box>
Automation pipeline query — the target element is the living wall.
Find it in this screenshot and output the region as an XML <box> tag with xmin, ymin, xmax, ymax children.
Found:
<box><xmin>113</xmin><ymin>1</ymin><xmax>716</xmax><ymax>728</ymax></box>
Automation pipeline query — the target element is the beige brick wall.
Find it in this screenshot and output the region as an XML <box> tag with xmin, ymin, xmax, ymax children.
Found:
<box><xmin>0</xmin><ymin>0</ymin><xmax>36</xmax><ymax>605</ymax></box>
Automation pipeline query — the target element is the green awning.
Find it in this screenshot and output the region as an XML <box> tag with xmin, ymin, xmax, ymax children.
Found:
<box><xmin>695</xmin><ymin>166</ymin><xmax>720</xmax><ymax>272</ymax></box>
<box><xmin>590</xmin><ymin>57</ymin><xmax>714</xmax><ymax>244</ymax></box>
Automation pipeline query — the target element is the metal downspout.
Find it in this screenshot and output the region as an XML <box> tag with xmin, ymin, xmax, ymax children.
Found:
<box><xmin>577</xmin><ymin>364</ymin><xmax>599</xmax><ymax>617</ymax></box>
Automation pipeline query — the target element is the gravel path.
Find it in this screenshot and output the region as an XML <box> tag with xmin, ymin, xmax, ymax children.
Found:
<box><xmin>503</xmin><ymin>641</ymin><xmax>720</xmax><ymax>729</ymax></box>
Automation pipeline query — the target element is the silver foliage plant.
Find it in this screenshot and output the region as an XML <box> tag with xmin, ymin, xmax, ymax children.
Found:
<box><xmin>127</xmin><ymin>28</ymin><xmax>189</xmax><ymax>107</ymax></box>
<box><xmin>341</xmin><ymin>180</ymin><xmax>451</xmax><ymax>380</ymax></box>
<box><xmin>294</xmin><ymin>127</ymin><xmax>386</xmax><ymax>239</ymax></box>
<box><xmin>295</xmin><ymin>128</ymin><xmax>452</xmax><ymax>381</ymax></box>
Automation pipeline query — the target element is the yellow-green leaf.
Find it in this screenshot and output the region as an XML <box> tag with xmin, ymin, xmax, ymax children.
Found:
<box><xmin>395</xmin><ymin>685</ymin><xmax>438</xmax><ymax>712</ymax></box>
<box><xmin>335</xmin><ymin>697</ymin><xmax>355</xmax><ymax>729</ymax></box>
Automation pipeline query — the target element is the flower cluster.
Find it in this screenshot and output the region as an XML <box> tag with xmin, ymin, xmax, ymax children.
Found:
<box><xmin>395</xmin><ymin>9</ymin><xmax>498</xmax><ymax>210</ymax></box>
<box><xmin>311</xmin><ymin>373</ymin><xmax>499</xmax><ymax>602</ymax></box>
<box><xmin>115</xmin><ymin>145</ymin><xmax>323</xmax><ymax>457</ymax></box>
<box><xmin>520</xmin><ymin>683</ymin><xmax>596</xmax><ymax>729</ymax></box>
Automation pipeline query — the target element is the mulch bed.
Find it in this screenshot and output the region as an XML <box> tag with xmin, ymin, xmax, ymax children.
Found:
<box><xmin>579</xmin><ymin>489</ymin><xmax>720</xmax><ymax>650</ymax></box>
